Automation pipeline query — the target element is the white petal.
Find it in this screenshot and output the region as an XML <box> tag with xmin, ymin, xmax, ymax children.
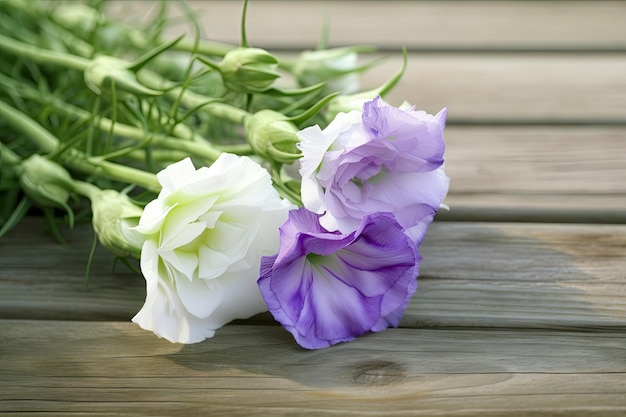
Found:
<box><xmin>132</xmin><ymin>284</ymin><xmax>217</xmax><ymax>344</ymax></box>
<box><xmin>297</xmin><ymin>125</ymin><xmax>332</xmax><ymax>178</ymax></box>
<box><xmin>139</xmin><ymin>239</ymin><xmax>160</xmax><ymax>294</ymax></box>
<box><xmin>300</xmin><ymin>176</ymin><xmax>326</xmax><ymax>214</ymax></box>
<box><xmin>203</xmin><ymin>270</ymin><xmax>267</xmax><ymax>329</ymax></box>
<box><xmin>133</xmin><ymin>199</ymin><xmax>175</xmax><ymax>236</ymax></box>
<box><xmin>319</xmin><ymin>211</ymin><xmax>341</xmax><ymax>232</ymax></box>
<box><xmin>160</xmin><ymin>248</ymin><xmax>198</xmax><ymax>281</ymax></box>
<box><xmin>156</xmin><ymin>157</ymin><xmax>197</xmax><ymax>192</ymax></box>
<box><xmin>160</xmin><ymin>197</ymin><xmax>216</xmax><ymax>244</ymax></box>
<box><xmin>197</xmin><ymin>210</ymin><xmax>222</xmax><ymax>228</ymax></box>
<box><xmin>176</xmin><ymin>275</ymin><xmax>225</xmax><ymax>319</ymax></box>
<box><xmin>160</xmin><ymin>220</ymin><xmax>206</xmax><ymax>252</ymax></box>
<box><xmin>197</xmin><ymin>245</ymin><xmax>231</xmax><ymax>280</ymax></box>
<box><xmin>134</xmin><ymin>153</ymin><xmax>294</xmax><ymax>344</ymax></box>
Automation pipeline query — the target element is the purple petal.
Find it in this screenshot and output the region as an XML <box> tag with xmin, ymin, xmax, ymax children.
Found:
<box><xmin>362</xmin><ymin>96</ymin><xmax>446</xmax><ymax>169</ymax></box>
<box><xmin>258</xmin><ymin>208</ymin><xmax>419</xmax><ymax>349</ymax></box>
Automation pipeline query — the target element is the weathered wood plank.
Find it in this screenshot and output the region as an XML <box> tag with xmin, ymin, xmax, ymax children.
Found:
<box><xmin>109</xmin><ymin>1</ymin><xmax>626</xmax><ymax>51</ymax></box>
<box><xmin>1</xmin><ymin>320</ymin><xmax>625</xmax><ymax>416</ymax></box>
<box><xmin>104</xmin><ymin>3</ymin><xmax>626</xmax><ymax>122</ymax></box>
<box><xmin>413</xmin><ymin>221</ymin><xmax>626</xmax><ymax>330</ymax></box>
<box><xmin>443</xmin><ymin>126</ymin><xmax>626</xmax><ymax>195</ymax></box>
<box><xmin>439</xmin><ymin>194</ymin><xmax>626</xmax><ymax>223</ymax></box>
<box><xmin>0</xmin><ymin>219</ymin><xmax>143</xmax><ymax>321</ymax></box>
<box><xmin>2</xmin><ymin>219</ymin><xmax>625</xmax><ymax>330</ymax></box>
<box><xmin>106</xmin><ymin>3</ymin><xmax>626</xmax><ymax>122</ymax></box>
<box><xmin>368</xmin><ymin>55</ymin><xmax>626</xmax><ymax>122</ymax></box>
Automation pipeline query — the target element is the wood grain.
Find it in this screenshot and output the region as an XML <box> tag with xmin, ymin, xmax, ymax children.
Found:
<box><xmin>3</xmin><ymin>1</ymin><xmax>626</xmax><ymax>415</ymax></box>
<box><xmin>105</xmin><ymin>3</ymin><xmax>626</xmax><ymax>122</ymax></box>
<box><xmin>0</xmin><ymin>218</ymin><xmax>143</xmax><ymax>321</ymax></box>
<box><xmin>443</xmin><ymin>126</ymin><xmax>626</xmax><ymax>195</ymax></box>
<box><xmin>107</xmin><ymin>1</ymin><xmax>626</xmax><ymax>51</ymax></box>
<box><xmin>1</xmin><ymin>320</ymin><xmax>625</xmax><ymax>416</ymax></box>
<box><xmin>366</xmin><ymin>55</ymin><xmax>626</xmax><ymax>122</ymax></box>
<box><xmin>2</xmin><ymin>219</ymin><xmax>625</xmax><ymax>331</ymax></box>
<box><xmin>412</xmin><ymin>221</ymin><xmax>626</xmax><ymax>330</ymax></box>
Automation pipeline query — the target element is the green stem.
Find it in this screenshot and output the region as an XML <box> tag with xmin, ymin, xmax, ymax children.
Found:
<box><xmin>72</xmin><ymin>179</ymin><xmax>101</xmax><ymax>200</ymax></box>
<box><xmin>0</xmin><ymin>100</ymin><xmax>161</xmax><ymax>192</ymax></box>
<box><xmin>51</xmin><ymin>98</ymin><xmax>223</xmax><ymax>162</ymax></box>
<box><xmin>64</xmin><ymin>150</ymin><xmax>160</xmax><ymax>192</ymax></box>
<box><xmin>269</xmin><ymin>164</ymin><xmax>302</xmax><ymax>206</ymax></box>
<box><xmin>0</xmin><ymin>33</ymin><xmax>91</xmax><ymax>71</ymax></box>
<box><xmin>139</xmin><ymin>70</ymin><xmax>251</xmax><ymax>124</ymax></box>
<box><xmin>240</xmin><ymin>0</ymin><xmax>249</xmax><ymax>48</ymax></box>
<box><xmin>0</xmin><ymin>143</ymin><xmax>22</xmax><ymax>166</ymax></box>
<box><xmin>0</xmin><ymin>100</ymin><xmax>58</xmax><ymax>153</ymax></box>
<box><xmin>175</xmin><ymin>38</ymin><xmax>234</xmax><ymax>57</ymax></box>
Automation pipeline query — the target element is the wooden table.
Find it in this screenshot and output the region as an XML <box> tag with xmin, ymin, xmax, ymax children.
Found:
<box><xmin>1</xmin><ymin>1</ymin><xmax>625</xmax><ymax>415</ymax></box>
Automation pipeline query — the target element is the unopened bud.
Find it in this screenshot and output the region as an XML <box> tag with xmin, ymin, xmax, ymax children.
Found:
<box><xmin>245</xmin><ymin>110</ymin><xmax>301</xmax><ymax>164</ymax></box>
<box><xmin>85</xmin><ymin>56</ymin><xmax>161</xmax><ymax>96</ymax></box>
<box><xmin>292</xmin><ymin>47</ymin><xmax>364</xmax><ymax>94</ymax></box>
<box><xmin>91</xmin><ymin>189</ymin><xmax>144</xmax><ymax>258</ymax></box>
<box><xmin>218</xmin><ymin>47</ymin><xmax>280</xmax><ymax>93</ymax></box>
<box><xmin>17</xmin><ymin>155</ymin><xmax>74</xmax><ymax>209</ymax></box>
<box><xmin>326</xmin><ymin>91</ymin><xmax>373</xmax><ymax>120</ymax></box>
<box><xmin>51</xmin><ymin>3</ymin><xmax>100</xmax><ymax>34</ymax></box>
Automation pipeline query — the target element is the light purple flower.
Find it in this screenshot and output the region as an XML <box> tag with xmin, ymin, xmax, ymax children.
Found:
<box><xmin>258</xmin><ymin>207</ymin><xmax>420</xmax><ymax>349</ymax></box>
<box><xmin>298</xmin><ymin>96</ymin><xmax>449</xmax><ymax>242</ymax></box>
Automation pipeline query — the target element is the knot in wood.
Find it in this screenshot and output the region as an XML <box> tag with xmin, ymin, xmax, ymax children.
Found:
<box><xmin>350</xmin><ymin>360</ymin><xmax>406</xmax><ymax>386</ymax></box>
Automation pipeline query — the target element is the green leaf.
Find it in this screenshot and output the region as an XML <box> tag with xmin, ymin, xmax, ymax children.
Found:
<box><xmin>127</xmin><ymin>34</ymin><xmax>185</xmax><ymax>73</ymax></box>
<box><xmin>0</xmin><ymin>197</ymin><xmax>31</xmax><ymax>240</ymax></box>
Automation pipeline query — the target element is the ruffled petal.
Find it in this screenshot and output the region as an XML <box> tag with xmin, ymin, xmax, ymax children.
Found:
<box><xmin>176</xmin><ymin>274</ymin><xmax>224</xmax><ymax>318</ymax></box>
<box><xmin>258</xmin><ymin>208</ymin><xmax>418</xmax><ymax>349</ymax></box>
<box><xmin>134</xmin><ymin>154</ymin><xmax>292</xmax><ymax>344</ymax></box>
<box><xmin>298</xmin><ymin>96</ymin><xmax>449</xmax><ymax>239</ymax></box>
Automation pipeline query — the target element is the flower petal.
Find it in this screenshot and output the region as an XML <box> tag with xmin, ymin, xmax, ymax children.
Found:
<box><xmin>258</xmin><ymin>208</ymin><xmax>418</xmax><ymax>349</ymax></box>
<box><xmin>297</xmin><ymin>96</ymin><xmax>449</xmax><ymax>242</ymax></box>
<box><xmin>134</xmin><ymin>154</ymin><xmax>292</xmax><ymax>344</ymax></box>
<box><xmin>176</xmin><ymin>273</ymin><xmax>225</xmax><ymax>318</ymax></box>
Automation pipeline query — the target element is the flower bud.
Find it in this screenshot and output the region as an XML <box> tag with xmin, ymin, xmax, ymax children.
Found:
<box><xmin>17</xmin><ymin>155</ymin><xmax>74</xmax><ymax>209</ymax></box>
<box><xmin>326</xmin><ymin>48</ymin><xmax>407</xmax><ymax>119</ymax></box>
<box><xmin>245</xmin><ymin>110</ymin><xmax>301</xmax><ymax>164</ymax></box>
<box><xmin>292</xmin><ymin>47</ymin><xmax>362</xmax><ymax>94</ymax></box>
<box><xmin>90</xmin><ymin>189</ymin><xmax>144</xmax><ymax>258</ymax></box>
<box><xmin>51</xmin><ymin>3</ymin><xmax>100</xmax><ymax>34</ymax></box>
<box><xmin>85</xmin><ymin>56</ymin><xmax>161</xmax><ymax>96</ymax></box>
<box><xmin>218</xmin><ymin>47</ymin><xmax>280</xmax><ymax>93</ymax></box>
<box><xmin>326</xmin><ymin>91</ymin><xmax>373</xmax><ymax>119</ymax></box>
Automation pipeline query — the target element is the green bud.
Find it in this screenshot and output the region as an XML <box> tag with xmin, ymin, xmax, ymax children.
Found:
<box><xmin>17</xmin><ymin>155</ymin><xmax>74</xmax><ymax>209</ymax></box>
<box><xmin>292</xmin><ymin>47</ymin><xmax>363</xmax><ymax>94</ymax></box>
<box><xmin>218</xmin><ymin>47</ymin><xmax>280</xmax><ymax>93</ymax></box>
<box><xmin>326</xmin><ymin>91</ymin><xmax>373</xmax><ymax>119</ymax></box>
<box><xmin>91</xmin><ymin>190</ymin><xmax>144</xmax><ymax>258</ymax></box>
<box><xmin>84</xmin><ymin>56</ymin><xmax>161</xmax><ymax>96</ymax></box>
<box><xmin>51</xmin><ymin>3</ymin><xmax>100</xmax><ymax>35</ymax></box>
<box><xmin>327</xmin><ymin>48</ymin><xmax>407</xmax><ymax>119</ymax></box>
<box><xmin>245</xmin><ymin>110</ymin><xmax>301</xmax><ymax>164</ymax></box>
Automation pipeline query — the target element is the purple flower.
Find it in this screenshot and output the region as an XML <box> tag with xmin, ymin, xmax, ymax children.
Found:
<box><xmin>297</xmin><ymin>96</ymin><xmax>449</xmax><ymax>243</ymax></box>
<box><xmin>258</xmin><ymin>207</ymin><xmax>420</xmax><ymax>349</ymax></box>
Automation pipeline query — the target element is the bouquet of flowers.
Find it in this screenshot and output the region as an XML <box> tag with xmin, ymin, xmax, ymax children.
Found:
<box><xmin>0</xmin><ymin>0</ymin><xmax>449</xmax><ymax>349</ymax></box>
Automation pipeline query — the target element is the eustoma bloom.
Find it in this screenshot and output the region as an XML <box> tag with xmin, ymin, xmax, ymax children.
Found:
<box><xmin>132</xmin><ymin>154</ymin><xmax>293</xmax><ymax>343</ymax></box>
<box><xmin>258</xmin><ymin>208</ymin><xmax>419</xmax><ymax>349</ymax></box>
<box><xmin>297</xmin><ymin>96</ymin><xmax>449</xmax><ymax>242</ymax></box>
<box><xmin>258</xmin><ymin>96</ymin><xmax>449</xmax><ymax>349</ymax></box>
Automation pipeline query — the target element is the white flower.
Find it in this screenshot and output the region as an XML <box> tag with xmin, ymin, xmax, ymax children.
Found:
<box><xmin>132</xmin><ymin>155</ymin><xmax>294</xmax><ymax>343</ymax></box>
